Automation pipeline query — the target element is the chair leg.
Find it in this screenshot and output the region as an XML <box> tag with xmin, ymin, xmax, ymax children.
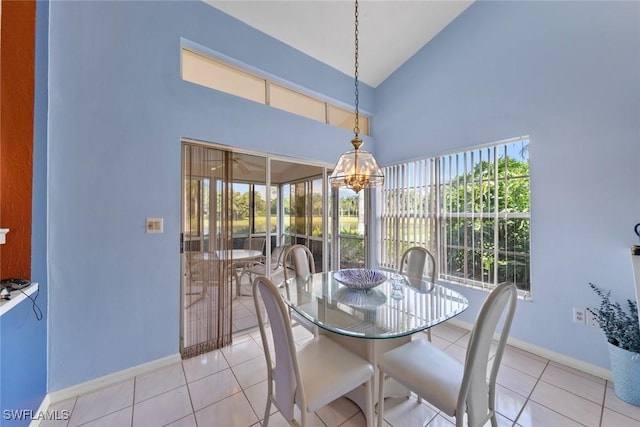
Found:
<box><xmin>417</xmin><ymin>329</ymin><xmax>429</xmax><ymax>403</ymax></box>
<box><xmin>263</xmin><ymin>397</ymin><xmax>272</xmax><ymax>427</ymax></box>
<box><xmin>233</xmin><ymin>267</ymin><xmax>243</xmax><ymax>297</ymax></box>
<box><xmin>364</xmin><ymin>380</ymin><xmax>373</xmax><ymax>427</ymax></box>
<box><xmin>377</xmin><ymin>368</ymin><xmax>385</xmax><ymax>427</ymax></box>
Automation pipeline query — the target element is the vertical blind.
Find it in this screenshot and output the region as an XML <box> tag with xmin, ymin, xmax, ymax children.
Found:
<box><xmin>381</xmin><ymin>137</ymin><xmax>530</xmax><ymax>294</ymax></box>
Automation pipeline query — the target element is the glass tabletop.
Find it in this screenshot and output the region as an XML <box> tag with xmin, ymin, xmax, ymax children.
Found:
<box><xmin>279</xmin><ymin>270</ymin><xmax>469</xmax><ymax>339</ymax></box>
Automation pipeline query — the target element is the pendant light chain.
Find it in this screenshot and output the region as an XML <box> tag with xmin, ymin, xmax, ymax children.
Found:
<box><xmin>329</xmin><ymin>0</ymin><xmax>384</xmax><ymax>193</ymax></box>
<box><xmin>353</xmin><ymin>0</ymin><xmax>360</xmax><ymax>139</ymax></box>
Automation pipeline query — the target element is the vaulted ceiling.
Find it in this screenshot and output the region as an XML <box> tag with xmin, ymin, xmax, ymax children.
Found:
<box><xmin>206</xmin><ymin>1</ymin><xmax>473</xmax><ymax>88</ymax></box>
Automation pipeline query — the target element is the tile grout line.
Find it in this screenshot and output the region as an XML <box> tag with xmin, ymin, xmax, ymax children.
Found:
<box><xmin>130</xmin><ymin>376</ymin><xmax>136</xmax><ymax>427</ymax></box>
<box><xmin>180</xmin><ymin>361</ymin><xmax>199</xmax><ymax>427</ymax></box>
<box><xmin>521</xmin><ymin>359</ymin><xmax>608</xmax><ymax>427</ymax></box>
<box><xmin>59</xmin><ymin>396</ymin><xmax>78</xmax><ymax>427</ymax></box>
<box><xmin>511</xmin><ymin>358</ymin><xmax>550</xmax><ymax>426</ymax></box>
<box><xmin>602</xmin><ymin>382</ymin><xmax>640</xmax><ymax>424</ymax></box>
<box><xmin>598</xmin><ymin>381</ymin><xmax>609</xmax><ymax>427</ymax></box>
<box><xmin>535</xmin><ymin>372</ymin><xmax>610</xmax><ymax>419</ymax></box>
<box><xmin>241</xmin><ymin>333</ymin><xmax>264</xmax><ymax>425</ymax></box>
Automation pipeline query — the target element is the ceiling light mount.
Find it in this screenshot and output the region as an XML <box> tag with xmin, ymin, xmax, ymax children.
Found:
<box><xmin>329</xmin><ymin>0</ymin><xmax>384</xmax><ymax>194</ymax></box>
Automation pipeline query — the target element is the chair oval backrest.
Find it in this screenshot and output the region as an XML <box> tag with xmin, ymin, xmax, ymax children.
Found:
<box><xmin>270</xmin><ymin>244</ymin><xmax>290</xmax><ymax>270</ymax></box>
<box><xmin>186</xmin><ymin>252</ymin><xmax>219</xmax><ymax>284</ymax></box>
<box><xmin>458</xmin><ymin>282</ymin><xmax>517</xmax><ymax>426</ymax></box>
<box><xmin>253</xmin><ymin>276</ymin><xmax>300</xmax><ymax>421</ymax></box>
<box><xmin>400</xmin><ymin>246</ymin><xmax>436</xmax><ymax>284</ymax></box>
<box><xmin>244</xmin><ymin>237</ymin><xmax>266</xmax><ymax>253</ymax></box>
<box><xmin>284</xmin><ymin>245</ymin><xmax>316</xmax><ymax>280</ymax></box>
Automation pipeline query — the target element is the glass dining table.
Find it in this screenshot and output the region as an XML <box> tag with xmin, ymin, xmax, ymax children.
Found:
<box><xmin>191</xmin><ymin>250</ymin><xmax>264</xmax><ymax>297</ymax></box>
<box><xmin>278</xmin><ymin>270</ymin><xmax>469</xmax><ymax>419</ymax></box>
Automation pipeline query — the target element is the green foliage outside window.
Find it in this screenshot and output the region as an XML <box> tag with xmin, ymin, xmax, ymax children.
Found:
<box><xmin>339</xmin><ymin>229</ymin><xmax>365</xmax><ymax>269</ymax></box>
<box><xmin>443</xmin><ymin>156</ymin><xmax>530</xmax><ymax>290</ymax></box>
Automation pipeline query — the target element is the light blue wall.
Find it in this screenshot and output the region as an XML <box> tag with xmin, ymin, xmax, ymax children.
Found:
<box><xmin>0</xmin><ymin>1</ymin><xmax>49</xmax><ymax>421</ymax></box>
<box><xmin>374</xmin><ymin>1</ymin><xmax>640</xmax><ymax>368</ymax></box>
<box><xmin>0</xmin><ymin>292</ymin><xmax>46</xmax><ymax>427</ymax></box>
<box><xmin>46</xmin><ymin>0</ymin><xmax>640</xmax><ymax>389</ymax></box>
<box><xmin>46</xmin><ymin>1</ymin><xmax>374</xmax><ymax>390</ymax></box>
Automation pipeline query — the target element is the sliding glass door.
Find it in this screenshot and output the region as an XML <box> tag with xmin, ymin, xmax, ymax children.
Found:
<box><xmin>181</xmin><ymin>142</ymin><xmax>370</xmax><ymax>347</ymax></box>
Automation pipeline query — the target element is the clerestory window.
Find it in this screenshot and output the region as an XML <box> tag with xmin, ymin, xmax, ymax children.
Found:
<box><xmin>181</xmin><ymin>47</ymin><xmax>369</xmax><ymax>135</ymax></box>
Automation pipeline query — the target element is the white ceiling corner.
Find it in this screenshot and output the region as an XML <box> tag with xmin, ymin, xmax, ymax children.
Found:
<box><xmin>205</xmin><ymin>1</ymin><xmax>474</xmax><ymax>88</ymax></box>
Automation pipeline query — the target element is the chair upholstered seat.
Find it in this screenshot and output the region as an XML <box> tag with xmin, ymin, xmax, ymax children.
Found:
<box><xmin>297</xmin><ymin>335</ymin><xmax>374</xmax><ymax>412</ymax></box>
<box><xmin>378</xmin><ymin>339</ymin><xmax>463</xmax><ymax>416</ymax></box>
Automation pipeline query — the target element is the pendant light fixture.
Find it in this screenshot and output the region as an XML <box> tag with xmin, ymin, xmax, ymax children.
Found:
<box><xmin>329</xmin><ymin>0</ymin><xmax>384</xmax><ymax>193</ymax></box>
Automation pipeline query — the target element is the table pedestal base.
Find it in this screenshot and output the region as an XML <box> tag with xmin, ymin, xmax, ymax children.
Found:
<box><xmin>321</xmin><ymin>331</ymin><xmax>415</xmax><ymax>426</ymax></box>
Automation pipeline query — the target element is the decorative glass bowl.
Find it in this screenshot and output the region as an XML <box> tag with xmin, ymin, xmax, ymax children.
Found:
<box><xmin>333</xmin><ymin>269</ymin><xmax>387</xmax><ymax>290</ymax></box>
<box><xmin>334</xmin><ymin>287</ymin><xmax>387</xmax><ymax>310</ymax></box>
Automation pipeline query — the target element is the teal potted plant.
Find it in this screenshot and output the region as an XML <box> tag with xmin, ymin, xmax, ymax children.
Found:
<box><xmin>588</xmin><ymin>283</ymin><xmax>640</xmax><ymax>406</ymax></box>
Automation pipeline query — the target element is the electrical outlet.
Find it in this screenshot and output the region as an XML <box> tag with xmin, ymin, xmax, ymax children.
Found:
<box><xmin>573</xmin><ymin>307</ymin><xmax>586</xmax><ymax>324</ymax></box>
<box><xmin>586</xmin><ymin>309</ymin><xmax>599</xmax><ymax>327</ymax></box>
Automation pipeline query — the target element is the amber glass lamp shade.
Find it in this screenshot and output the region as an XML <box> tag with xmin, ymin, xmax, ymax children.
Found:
<box><xmin>329</xmin><ymin>138</ymin><xmax>384</xmax><ymax>193</ymax></box>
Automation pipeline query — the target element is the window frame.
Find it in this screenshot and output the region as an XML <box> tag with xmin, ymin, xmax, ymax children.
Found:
<box><xmin>380</xmin><ymin>137</ymin><xmax>531</xmax><ymax>298</ymax></box>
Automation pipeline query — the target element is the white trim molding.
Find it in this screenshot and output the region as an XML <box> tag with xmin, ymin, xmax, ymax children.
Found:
<box><xmin>46</xmin><ymin>353</ymin><xmax>181</xmax><ymax>407</ymax></box>
<box><xmin>30</xmin><ymin>353</ymin><xmax>181</xmax><ymax>426</ymax></box>
<box><xmin>447</xmin><ymin>318</ymin><xmax>612</xmax><ymax>381</ymax></box>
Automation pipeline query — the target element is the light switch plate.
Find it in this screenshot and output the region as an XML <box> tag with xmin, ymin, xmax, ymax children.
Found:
<box><xmin>146</xmin><ymin>218</ymin><xmax>163</xmax><ymax>234</ymax></box>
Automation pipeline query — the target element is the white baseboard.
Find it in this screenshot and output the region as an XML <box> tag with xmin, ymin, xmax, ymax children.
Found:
<box><xmin>30</xmin><ymin>317</ymin><xmax>614</xmax><ymax>427</ymax></box>
<box><xmin>446</xmin><ymin>318</ymin><xmax>612</xmax><ymax>381</ymax></box>
<box><xmin>46</xmin><ymin>353</ymin><xmax>182</xmax><ymax>406</ymax></box>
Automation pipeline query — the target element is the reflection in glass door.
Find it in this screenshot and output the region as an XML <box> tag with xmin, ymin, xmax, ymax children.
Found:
<box><xmin>335</xmin><ymin>188</ymin><xmax>368</xmax><ymax>269</ymax></box>
<box><xmin>183</xmin><ymin>177</ymin><xmax>209</xmax><ymax>252</ymax></box>
<box><xmin>281</xmin><ymin>174</ymin><xmax>325</xmax><ymax>272</ymax></box>
<box><xmin>181</xmin><ymin>146</ymin><xmax>334</xmax><ymax>341</ymax></box>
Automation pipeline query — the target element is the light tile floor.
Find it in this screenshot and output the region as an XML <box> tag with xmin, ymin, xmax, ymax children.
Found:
<box><xmin>183</xmin><ymin>271</ymin><xmax>281</xmax><ymax>348</ymax></box>
<box><xmin>42</xmin><ymin>323</ymin><xmax>640</xmax><ymax>427</ymax></box>
<box><xmin>230</xmin><ymin>269</ymin><xmax>286</xmax><ymax>333</ymax></box>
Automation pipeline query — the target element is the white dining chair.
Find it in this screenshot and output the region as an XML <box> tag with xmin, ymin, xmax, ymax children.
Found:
<box><xmin>284</xmin><ymin>244</ymin><xmax>316</xmax><ymax>278</ymax></box>
<box><xmin>184</xmin><ymin>252</ymin><xmax>220</xmax><ymax>308</ymax></box>
<box><xmin>236</xmin><ymin>237</ymin><xmax>267</xmax><ymax>295</ymax></box>
<box><xmin>243</xmin><ymin>236</ymin><xmax>267</xmax><ymax>252</ymax></box>
<box><xmin>253</xmin><ymin>276</ymin><xmax>374</xmax><ymax>427</ymax></box>
<box><xmin>246</xmin><ymin>243</ymin><xmax>290</xmax><ymax>283</ymax></box>
<box><xmin>399</xmin><ymin>246</ymin><xmax>436</xmax><ymax>283</ymax></box>
<box><xmin>377</xmin><ymin>282</ymin><xmax>517</xmax><ymax>427</ymax></box>
<box><xmin>283</xmin><ymin>244</ymin><xmax>317</xmax><ymax>334</ymax></box>
<box><xmin>399</xmin><ymin>246</ymin><xmax>436</xmax><ymax>340</ymax></box>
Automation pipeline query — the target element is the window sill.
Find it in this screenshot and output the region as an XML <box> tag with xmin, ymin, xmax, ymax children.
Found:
<box><xmin>438</xmin><ymin>278</ymin><xmax>532</xmax><ymax>302</ymax></box>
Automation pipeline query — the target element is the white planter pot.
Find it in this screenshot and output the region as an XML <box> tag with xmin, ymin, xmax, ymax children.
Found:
<box><xmin>609</xmin><ymin>342</ymin><xmax>640</xmax><ymax>406</ymax></box>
